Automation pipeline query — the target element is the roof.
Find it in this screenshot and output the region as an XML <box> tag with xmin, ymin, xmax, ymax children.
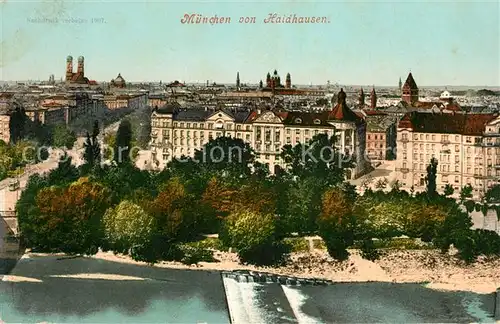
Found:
<box><xmin>154</xmin><ymin>101</ymin><xmax>181</xmax><ymax>114</ymax></box>
<box><xmin>398</xmin><ymin>112</ymin><xmax>498</xmax><ymax>136</ymax></box>
<box><xmin>114</xmin><ymin>73</ymin><xmax>125</xmax><ymax>82</ymax></box>
<box><xmin>282</xmin><ymin>111</ymin><xmax>332</xmax><ymax>127</ymax></box>
<box><xmin>414</xmin><ymin>101</ymin><xmax>444</xmax><ymax>109</ymax></box>
<box><xmin>403</xmin><ymin>72</ymin><xmax>418</xmax><ymax>90</ymax></box>
<box><xmin>328</xmin><ymin>88</ymin><xmax>364</xmax><ymax>124</ymax></box>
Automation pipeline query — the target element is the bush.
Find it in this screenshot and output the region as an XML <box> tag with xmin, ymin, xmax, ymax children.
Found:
<box><xmin>189</xmin><ymin>237</ymin><xmax>228</xmax><ymax>252</ymax></box>
<box><xmin>359</xmin><ymin>239</ymin><xmax>380</xmax><ymax>261</ymax></box>
<box><xmin>224</xmin><ymin>210</ymin><xmax>289</xmax><ymax>266</ymax></box>
<box><xmin>24</xmin><ymin>178</ymin><xmax>110</xmax><ymax>254</ymax></box>
<box><xmin>103</xmin><ymin>200</ymin><xmax>156</xmax><ymax>251</ymax></box>
<box><xmin>317</xmin><ymin>188</ymin><xmax>358</xmax><ymax>261</ymax></box>
<box><xmin>130</xmin><ymin>235</ymin><xmax>184</xmax><ymax>265</ymax></box>
<box><xmin>283</xmin><ymin>238</ymin><xmax>309</xmax><ymax>253</ymax></box>
<box><xmin>473</xmin><ymin>229</ymin><xmax>500</xmax><ymax>256</ymax></box>
<box><xmin>180</xmin><ymin>242</ymin><xmax>216</xmax><ymax>264</ymax></box>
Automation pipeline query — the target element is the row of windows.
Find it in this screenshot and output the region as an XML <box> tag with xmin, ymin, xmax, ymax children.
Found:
<box><xmin>404</xmin><ymin>133</ymin><xmax>478</xmax><ymax>143</ymax></box>
<box><xmin>367</xmin><ymin>134</ymin><xmax>385</xmax><ymax>140</ymax></box>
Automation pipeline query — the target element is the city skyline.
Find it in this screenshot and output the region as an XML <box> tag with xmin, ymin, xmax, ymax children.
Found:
<box><xmin>1</xmin><ymin>1</ymin><xmax>499</xmax><ymax>86</ymax></box>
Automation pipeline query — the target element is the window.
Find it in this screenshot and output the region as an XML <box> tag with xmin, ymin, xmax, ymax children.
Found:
<box><xmin>237</xmin><ymin>125</ymin><xmax>241</xmax><ymax>130</ymax></box>
<box><xmin>294</xmin><ymin>118</ymin><xmax>302</xmax><ymax>124</ymax></box>
<box><xmin>455</xmin><ymin>145</ymin><xmax>459</xmax><ymax>152</ymax></box>
<box><xmin>295</xmin><ymin>129</ymin><xmax>300</xmax><ymax>135</ymax></box>
<box><xmin>368</xmin><ymin>135</ymin><xmax>371</xmax><ymax>140</ymax></box>
<box><xmin>455</xmin><ymin>176</ymin><xmax>459</xmax><ymax>183</ymax></box>
<box><xmin>286</xmin><ymin>137</ymin><xmax>291</xmax><ymax>144</ymax></box>
<box><xmin>314</xmin><ymin>119</ymin><xmax>321</xmax><ymax>125</ymax></box>
<box><xmin>455</xmin><ymin>165</ymin><xmax>459</xmax><ymax>172</ymax></box>
<box><xmin>432</xmin><ymin>135</ymin><xmax>435</xmax><ymax>140</ymax></box>
<box><xmin>466</xmin><ymin>137</ymin><xmax>471</xmax><ymax>143</ymax></box>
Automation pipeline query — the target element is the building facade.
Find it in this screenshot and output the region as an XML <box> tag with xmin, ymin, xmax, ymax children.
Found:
<box><xmin>104</xmin><ymin>93</ymin><xmax>148</xmax><ymax>111</ymax></box>
<box><xmin>395</xmin><ymin>111</ymin><xmax>500</xmax><ymax>198</ymax></box>
<box><xmin>150</xmin><ymin>89</ymin><xmax>369</xmax><ymax>178</ymax></box>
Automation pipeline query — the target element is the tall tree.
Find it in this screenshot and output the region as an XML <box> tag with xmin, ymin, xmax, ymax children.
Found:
<box><xmin>280</xmin><ymin>133</ymin><xmax>350</xmax><ymax>186</ymax></box>
<box><xmin>114</xmin><ymin>119</ymin><xmax>133</xmax><ymax>165</ymax></box>
<box><xmin>82</xmin><ymin>120</ymin><xmax>101</xmax><ymax>170</ymax></box>
<box><xmin>425</xmin><ymin>157</ymin><xmax>438</xmax><ymax>197</ymax></box>
<box><xmin>193</xmin><ymin>136</ymin><xmax>255</xmax><ymax>181</ymax></box>
<box><xmin>9</xmin><ymin>107</ymin><xmax>27</xmax><ymax>143</ymax></box>
<box><xmin>52</xmin><ymin>125</ymin><xmax>77</xmax><ymax>150</ymax></box>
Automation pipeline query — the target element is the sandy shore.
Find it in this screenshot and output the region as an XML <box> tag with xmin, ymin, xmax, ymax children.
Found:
<box><xmin>24</xmin><ymin>248</ymin><xmax>499</xmax><ymax>294</ymax></box>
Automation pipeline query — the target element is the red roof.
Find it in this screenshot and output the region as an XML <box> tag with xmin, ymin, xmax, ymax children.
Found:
<box><xmin>398</xmin><ymin>112</ymin><xmax>498</xmax><ymax>136</ymax></box>
<box><xmin>403</xmin><ymin>72</ymin><xmax>418</xmax><ymax>90</ymax></box>
<box><xmin>328</xmin><ymin>88</ymin><xmax>363</xmax><ymax>124</ymax></box>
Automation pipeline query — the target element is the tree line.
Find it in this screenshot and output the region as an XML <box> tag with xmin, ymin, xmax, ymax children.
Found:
<box><xmin>17</xmin><ymin>122</ymin><xmax>500</xmax><ymax>266</ymax></box>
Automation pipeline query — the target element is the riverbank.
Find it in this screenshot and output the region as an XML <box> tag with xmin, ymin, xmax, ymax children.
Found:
<box><xmin>20</xmin><ymin>248</ymin><xmax>500</xmax><ymax>294</ymax></box>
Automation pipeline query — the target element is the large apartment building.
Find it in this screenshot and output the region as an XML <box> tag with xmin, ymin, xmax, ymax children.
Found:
<box><xmin>150</xmin><ymin>89</ymin><xmax>370</xmax><ymax>179</ymax></box>
<box><xmin>395</xmin><ymin>111</ymin><xmax>500</xmax><ymax>198</ymax></box>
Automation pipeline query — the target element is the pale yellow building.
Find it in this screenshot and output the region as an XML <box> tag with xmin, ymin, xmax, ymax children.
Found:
<box><xmin>150</xmin><ymin>89</ymin><xmax>370</xmax><ymax>179</ymax></box>
<box><xmin>395</xmin><ymin>111</ymin><xmax>500</xmax><ymax>198</ymax></box>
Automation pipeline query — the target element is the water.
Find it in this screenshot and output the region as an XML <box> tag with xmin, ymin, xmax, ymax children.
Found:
<box><xmin>0</xmin><ymin>294</ymin><xmax>229</xmax><ymax>323</ymax></box>
<box><xmin>0</xmin><ymin>254</ymin><xmax>497</xmax><ymax>323</ymax></box>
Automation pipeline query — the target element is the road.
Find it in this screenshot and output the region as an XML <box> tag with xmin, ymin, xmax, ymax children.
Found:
<box><xmin>0</xmin><ymin>255</ymin><xmax>496</xmax><ymax>323</ymax></box>
<box><xmin>0</xmin><ymin>120</ymin><xmax>122</xmax><ymax>192</ymax></box>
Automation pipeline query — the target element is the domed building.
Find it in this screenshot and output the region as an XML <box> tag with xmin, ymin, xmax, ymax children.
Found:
<box><xmin>110</xmin><ymin>73</ymin><xmax>126</xmax><ymax>88</ymax></box>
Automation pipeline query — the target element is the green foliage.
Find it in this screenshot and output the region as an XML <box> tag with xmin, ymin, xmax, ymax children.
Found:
<box><xmin>82</xmin><ymin>120</ymin><xmax>101</xmax><ymax>172</ymax></box>
<box><xmin>460</xmin><ymin>184</ymin><xmax>474</xmax><ymax>203</ymax></box>
<box><xmin>425</xmin><ymin>157</ymin><xmax>438</xmax><ymax>196</ymax></box>
<box><xmin>280</xmin><ymin>133</ymin><xmax>350</xmax><ymax>186</ymax></box>
<box><xmin>283</xmin><ymin>237</ymin><xmax>310</xmax><ymax>253</ymax></box>
<box><xmin>52</xmin><ymin>125</ymin><xmax>77</xmax><ymax>149</ymax></box>
<box><xmin>317</xmin><ymin>187</ymin><xmax>360</xmax><ymax>261</ymax></box>
<box><xmin>280</xmin><ymin>177</ymin><xmax>322</xmax><ymax>234</ymax></box>
<box><xmin>360</xmin><ymin>239</ymin><xmax>380</xmax><ymax>261</ymax></box>
<box><xmin>114</xmin><ymin>119</ymin><xmax>133</xmax><ymax>165</ymax></box>
<box><xmin>21</xmin><ymin>178</ymin><xmax>110</xmax><ymax>254</ymax></box>
<box><xmin>179</xmin><ymin>242</ymin><xmax>216</xmax><ymax>264</ymax></box>
<box><xmin>103</xmin><ymin>200</ymin><xmax>156</xmax><ymax>252</ymax></box>
<box><xmin>193</xmin><ymin>136</ymin><xmax>255</xmax><ymax>181</ymax></box>
<box><xmin>484</xmin><ymin>185</ymin><xmax>500</xmax><ymax>204</ymax></box>
<box><xmin>224</xmin><ymin>210</ymin><xmax>289</xmax><ymax>265</ymax></box>
<box><xmin>443</xmin><ymin>184</ymin><xmax>454</xmax><ymax>196</ymax></box>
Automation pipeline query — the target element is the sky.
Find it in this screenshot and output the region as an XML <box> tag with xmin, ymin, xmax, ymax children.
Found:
<box><xmin>0</xmin><ymin>0</ymin><xmax>499</xmax><ymax>86</ymax></box>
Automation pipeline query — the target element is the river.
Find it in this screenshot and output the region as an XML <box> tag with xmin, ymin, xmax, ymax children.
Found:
<box><xmin>0</xmin><ymin>254</ymin><xmax>496</xmax><ymax>323</ymax></box>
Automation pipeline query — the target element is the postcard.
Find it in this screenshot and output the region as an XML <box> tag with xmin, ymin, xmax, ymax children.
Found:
<box><xmin>0</xmin><ymin>1</ymin><xmax>499</xmax><ymax>323</ymax></box>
